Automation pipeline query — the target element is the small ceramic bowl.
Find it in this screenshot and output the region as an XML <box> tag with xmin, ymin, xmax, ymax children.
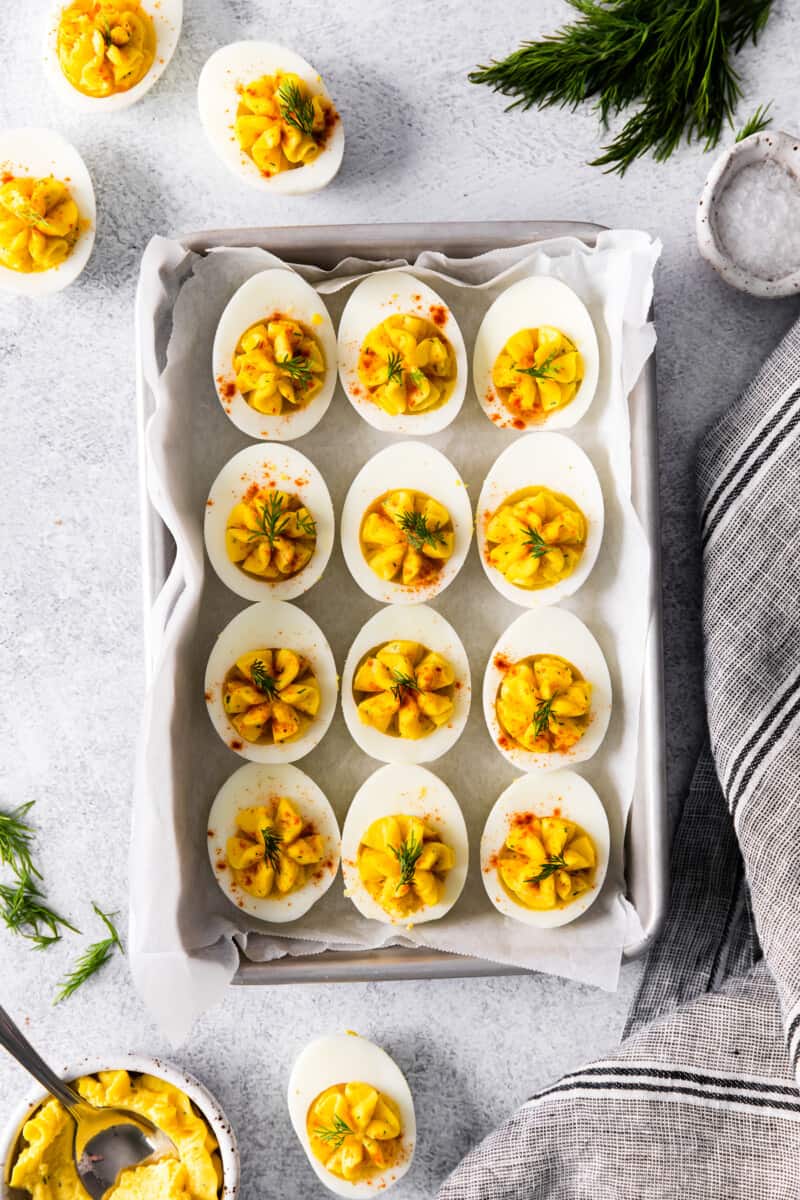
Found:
<box><xmin>697</xmin><ymin>128</ymin><xmax>800</xmax><ymax>297</ymax></box>
<box><xmin>1</xmin><ymin>1052</ymin><xmax>239</xmax><ymax>1199</ymax></box>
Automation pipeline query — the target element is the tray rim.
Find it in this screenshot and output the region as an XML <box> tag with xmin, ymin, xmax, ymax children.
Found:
<box><xmin>134</xmin><ymin>219</ymin><xmax>668</xmax><ymax>986</ymax></box>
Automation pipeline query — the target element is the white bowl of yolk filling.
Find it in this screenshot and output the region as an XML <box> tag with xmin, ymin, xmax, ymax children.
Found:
<box><xmin>2</xmin><ymin>1053</ymin><xmax>239</xmax><ymax>1200</ymax></box>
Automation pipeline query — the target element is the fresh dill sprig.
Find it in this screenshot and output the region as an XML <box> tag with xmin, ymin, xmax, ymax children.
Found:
<box><xmin>55</xmin><ymin>903</ymin><xmax>122</xmax><ymax>1004</ymax></box>
<box><xmin>390</xmin><ymin>833</ymin><xmax>424</xmax><ymax>890</ymax></box>
<box><xmin>531</xmin><ymin>697</ymin><xmax>554</xmax><ymax>739</ymax></box>
<box><xmin>295</xmin><ymin>510</ymin><xmax>317</xmax><ymax>538</ymax></box>
<box><xmin>278</xmin><ymin>79</ymin><xmax>317</xmax><ymax>138</ymax></box>
<box><xmin>736</xmin><ymin>101</ymin><xmax>773</xmax><ymax>141</ymax></box>
<box><xmin>526</xmin><ymin>854</ymin><xmax>567</xmax><ymax>885</ymax></box>
<box><xmin>260</xmin><ymin>826</ymin><xmax>283</xmax><ymax>873</ymax></box>
<box><xmin>250</xmin><ymin>659</ymin><xmax>279</xmax><ymax>700</ymax></box>
<box><xmin>397</xmin><ymin>509</ymin><xmax>446</xmax><ymax>552</ymax></box>
<box><xmin>314</xmin><ymin>1114</ymin><xmax>353</xmax><ymax>1150</ymax></box>
<box><xmin>522</xmin><ymin>525</ymin><xmax>551</xmax><ymax>559</ymax></box>
<box><xmin>513</xmin><ymin>350</ymin><xmax>559</xmax><ymax>381</ymax></box>
<box><xmin>469</xmin><ymin>0</ymin><xmax>774</xmax><ymax>174</ymax></box>
<box><xmin>278</xmin><ymin>354</ymin><xmax>314</xmax><ymax>390</ymax></box>
<box><xmin>389</xmin><ymin>669</ymin><xmax>420</xmax><ymax>702</ymax></box>
<box><xmin>0</xmin><ymin>802</ymin><xmax>40</xmax><ymax>881</ymax></box>
<box><xmin>248</xmin><ymin>493</ymin><xmax>290</xmax><ymax>546</ymax></box>
<box><xmin>0</xmin><ymin>875</ymin><xmax>79</xmax><ymax>949</ymax></box>
<box><xmin>385</xmin><ymin>350</ymin><xmax>405</xmax><ymax>386</ymax></box>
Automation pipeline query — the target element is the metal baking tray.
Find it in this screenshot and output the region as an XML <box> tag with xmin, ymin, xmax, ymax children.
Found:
<box><xmin>135</xmin><ymin>220</ymin><xmax>668</xmax><ymax>985</ymax></box>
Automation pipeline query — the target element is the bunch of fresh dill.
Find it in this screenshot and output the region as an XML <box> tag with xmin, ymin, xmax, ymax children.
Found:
<box><xmin>469</xmin><ymin>0</ymin><xmax>774</xmax><ymax>173</ymax></box>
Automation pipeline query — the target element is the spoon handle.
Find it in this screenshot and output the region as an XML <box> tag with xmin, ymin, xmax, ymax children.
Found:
<box><xmin>0</xmin><ymin>1005</ymin><xmax>82</xmax><ymax>1115</ymax></box>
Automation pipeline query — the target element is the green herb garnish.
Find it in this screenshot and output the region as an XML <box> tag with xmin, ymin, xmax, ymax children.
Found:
<box><xmin>513</xmin><ymin>350</ymin><xmax>559</xmax><ymax>381</ymax></box>
<box><xmin>522</xmin><ymin>525</ymin><xmax>551</xmax><ymax>559</ymax></box>
<box><xmin>296</xmin><ymin>510</ymin><xmax>317</xmax><ymax>538</ymax></box>
<box><xmin>397</xmin><ymin>509</ymin><xmax>446</xmax><ymax>552</ymax></box>
<box><xmin>469</xmin><ymin>0</ymin><xmax>774</xmax><ymax>175</ymax></box>
<box><xmin>389</xmin><ymin>669</ymin><xmax>420</xmax><ymax>702</ymax></box>
<box><xmin>531</xmin><ymin>697</ymin><xmax>554</xmax><ymax>739</ymax></box>
<box><xmin>278</xmin><ymin>354</ymin><xmax>314</xmax><ymax>389</ymax></box>
<box><xmin>385</xmin><ymin>350</ymin><xmax>405</xmax><ymax>386</ymax></box>
<box><xmin>55</xmin><ymin>904</ymin><xmax>122</xmax><ymax>1003</ymax></box>
<box><xmin>260</xmin><ymin>827</ymin><xmax>283</xmax><ymax>873</ymax></box>
<box><xmin>250</xmin><ymin>659</ymin><xmax>279</xmax><ymax>700</ymax></box>
<box><xmin>526</xmin><ymin>854</ymin><xmax>568</xmax><ymax>884</ymax></box>
<box><xmin>0</xmin><ymin>802</ymin><xmax>40</xmax><ymax>881</ymax></box>
<box><xmin>0</xmin><ymin>875</ymin><xmax>78</xmax><ymax>950</ymax></box>
<box><xmin>314</xmin><ymin>1114</ymin><xmax>354</xmax><ymax>1150</ymax></box>
<box><xmin>278</xmin><ymin>80</ymin><xmax>317</xmax><ymax>138</ymax></box>
<box><xmin>248</xmin><ymin>493</ymin><xmax>290</xmax><ymax>546</ymax></box>
<box><xmin>389</xmin><ymin>833</ymin><xmax>424</xmax><ymax>890</ymax></box>
<box><xmin>736</xmin><ymin>100</ymin><xmax>773</xmax><ymax>141</ymax></box>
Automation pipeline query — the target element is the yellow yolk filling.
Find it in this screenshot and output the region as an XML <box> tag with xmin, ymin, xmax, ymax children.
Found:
<box><xmin>492</xmin><ymin>326</ymin><xmax>584</xmax><ymax>422</ymax></box>
<box><xmin>360</xmin><ymin>489</ymin><xmax>455</xmax><ymax>586</ymax></box>
<box><xmin>0</xmin><ymin>177</ymin><xmax>80</xmax><ymax>274</ymax></box>
<box><xmin>226</xmin><ymin>488</ymin><xmax>317</xmax><ymax>580</ymax></box>
<box><xmin>486</xmin><ymin>486</ymin><xmax>587</xmax><ymax>591</ymax></box>
<box><xmin>10</xmin><ymin>1070</ymin><xmax>221</xmax><ymax>1200</ymax></box>
<box><xmin>235</xmin><ymin>72</ymin><xmax>336</xmax><ymax>177</ymax></box>
<box><xmin>225</xmin><ymin>797</ymin><xmax>325</xmax><ymax>899</ymax></box>
<box><xmin>223</xmin><ymin>648</ymin><xmax>320</xmax><ymax>745</ymax></box>
<box><xmin>233</xmin><ymin>316</ymin><xmax>325</xmax><ymax>415</ymax></box>
<box><xmin>357</xmin><ymin>813</ymin><xmax>455</xmax><ymax>918</ymax></box>
<box><xmin>354</xmin><ymin>640</ymin><xmax>455</xmax><ymax>740</ymax></box>
<box><xmin>57</xmin><ymin>0</ymin><xmax>156</xmax><ymax>97</ymax></box>
<box><xmin>307</xmin><ymin>1083</ymin><xmax>403</xmax><ymax>1182</ymax></box>
<box><xmin>496</xmin><ymin>654</ymin><xmax>592</xmax><ymax>754</ymax></box>
<box><xmin>358</xmin><ymin>315</ymin><xmax>456</xmax><ymax>416</ymax></box>
<box><xmin>497</xmin><ymin>812</ymin><xmax>597</xmax><ymax>911</ymax></box>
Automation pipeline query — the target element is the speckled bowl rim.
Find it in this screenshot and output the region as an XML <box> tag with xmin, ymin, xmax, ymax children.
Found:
<box><xmin>1</xmin><ymin>1052</ymin><xmax>240</xmax><ymax>1199</ymax></box>
<box><xmin>697</xmin><ymin>128</ymin><xmax>800</xmax><ymax>297</ymax></box>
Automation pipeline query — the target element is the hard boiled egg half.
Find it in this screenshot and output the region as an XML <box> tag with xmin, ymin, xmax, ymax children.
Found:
<box><xmin>481</xmin><ymin>771</ymin><xmax>610</xmax><ymax>928</ymax></box>
<box><xmin>474</xmin><ymin>276</ymin><xmax>599</xmax><ymax>431</ymax></box>
<box><xmin>213</xmin><ymin>268</ymin><xmax>337</xmax><ymax>441</ymax></box>
<box><xmin>484</xmin><ymin>607</ymin><xmax>612</xmax><ymax>772</ymax></box>
<box><xmin>477</xmin><ymin>433</ymin><xmax>604</xmax><ymax>608</ymax></box>
<box><xmin>341</xmin><ymin>605</ymin><xmax>471</xmax><ymax>765</ymax></box>
<box><xmin>205</xmin><ymin>599</ymin><xmax>337</xmax><ymax>763</ymax></box>
<box><xmin>208</xmin><ymin>762</ymin><xmax>340</xmax><ymax>922</ymax></box>
<box><xmin>205</xmin><ymin>443</ymin><xmax>334</xmax><ymax>602</ymax></box>
<box><xmin>338</xmin><ymin>271</ymin><xmax>467</xmax><ymax>434</ymax></box>
<box><xmin>341</xmin><ymin>764</ymin><xmax>469</xmax><ymax>927</ymax></box>
<box><xmin>198</xmin><ymin>40</ymin><xmax>344</xmax><ymax>194</ymax></box>
<box><xmin>0</xmin><ymin>128</ymin><xmax>95</xmax><ymax>296</ymax></box>
<box><xmin>288</xmin><ymin>1033</ymin><xmax>416</xmax><ymax>1197</ymax></box>
<box><xmin>340</xmin><ymin>442</ymin><xmax>473</xmax><ymax>604</ymax></box>
<box><xmin>45</xmin><ymin>0</ymin><xmax>182</xmax><ymax>112</ymax></box>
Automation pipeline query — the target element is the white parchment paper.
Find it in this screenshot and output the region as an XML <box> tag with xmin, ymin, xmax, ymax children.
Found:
<box><xmin>130</xmin><ymin>230</ymin><xmax>660</xmax><ymax>1040</ymax></box>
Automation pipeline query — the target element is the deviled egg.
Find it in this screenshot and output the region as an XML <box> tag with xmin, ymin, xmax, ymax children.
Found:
<box><xmin>338</xmin><ymin>271</ymin><xmax>467</xmax><ymax>434</ymax></box>
<box><xmin>481</xmin><ymin>771</ymin><xmax>609</xmax><ymax>927</ymax></box>
<box><xmin>198</xmin><ymin>41</ymin><xmax>343</xmax><ymax>194</ymax></box>
<box><xmin>341</xmin><ymin>442</ymin><xmax>472</xmax><ymax>604</ymax></box>
<box><xmin>205</xmin><ymin>443</ymin><xmax>334</xmax><ymax>602</ymax></box>
<box><xmin>205</xmin><ymin>599</ymin><xmax>337</xmax><ymax>763</ymax></box>
<box><xmin>341</xmin><ymin>764</ymin><xmax>468</xmax><ymax>926</ymax></box>
<box><xmin>46</xmin><ymin>0</ymin><xmax>182</xmax><ymax>111</ymax></box>
<box><xmin>0</xmin><ymin>128</ymin><xmax>95</xmax><ymax>296</ymax></box>
<box><xmin>474</xmin><ymin>276</ymin><xmax>599</xmax><ymax>430</ymax></box>
<box><xmin>484</xmin><ymin>607</ymin><xmax>612</xmax><ymax>771</ymax></box>
<box><xmin>288</xmin><ymin>1033</ymin><xmax>415</xmax><ymax>1196</ymax></box>
<box><xmin>213</xmin><ymin>268</ymin><xmax>337</xmax><ymax>441</ymax></box>
<box><xmin>207</xmin><ymin>762</ymin><xmax>340</xmax><ymax>922</ymax></box>
<box><xmin>477</xmin><ymin>433</ymin><xmax>604</xmax><ymax>607</ymax></box>
<box><xmin>342</xmin><ymin>606</ymin><xmax>470</xmax><ymax>765</ymax></box>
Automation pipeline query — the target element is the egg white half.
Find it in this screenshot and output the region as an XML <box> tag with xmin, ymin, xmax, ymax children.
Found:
<box><xmin>207</xmin><ymin>762</ymin><xmax>340</xmax><ymax>923</ymax></box>
<box><xmin>197</xmin><ymin>40</ymin><xmax>344</xmax><ymax>194</ymax></box>
<box><xmin>341</xmin><ymin>605</ymin><xmax>471</xmax><ymax>765</ymax></box>
<box><xmin>480</xmin><ymin>770</ymin><xmax>610</xmax><ymax>928</ymax></box>
<box><xmin>45</xmin><ymin>0</ymin><xmax>183</xmax><ymax>112</ymax></box>
<box><xmin>204</xmin><ymin>443</ymin><xmax>334</xmax><ymax>602</ymax></box>
<box><xmin>205</xmin><ymin>599</ymin><xmax>338</xmax><ymax>763</ymax></box>
<box><xmin>340</xmin><ymin>442</ymin><xmax>473</xmax><ymax>604</ymax></box>
<box><xmin>337</xmin><ymin>271</ymin><xmax>467</xmax><ymax>434</ymax></box>
<box><xmin>212</xmin><ymin>268</ymin><xmax>337</xmax><ymax>440</ymax></box>
<box><xmin>483</xmin><ymin>606</ymin><xmax>612</xmax><ymax>771</ymax></box>
<box><xmin>476</xmin><ymin>433</ymin><xmax>604</xmax><ymax>608</ymax></box>
<box><xmin>341</xmin><ymin>763</ymin><xmax>469</xmax><ymax>926</ymax></box>
<box><xmin>288</xmin><ymin>1033</ymin><xmax>416</xmax><ymax>1198</ymax></box>
<box><xmin>0</xmin><ymin>128</ymin><xmax>95</xmax><ymax>296</ymax></box>
<box><xmin>473</xmin><ymin>275</ymin><xmax>600</xmax><ymax>431</ymax></box>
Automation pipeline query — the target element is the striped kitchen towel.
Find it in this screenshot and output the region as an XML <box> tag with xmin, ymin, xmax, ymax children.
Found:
<box><xmin>438</xmin><ymin>318</ymin><xmax>800</xmax><ymax>1199</ymax></box>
